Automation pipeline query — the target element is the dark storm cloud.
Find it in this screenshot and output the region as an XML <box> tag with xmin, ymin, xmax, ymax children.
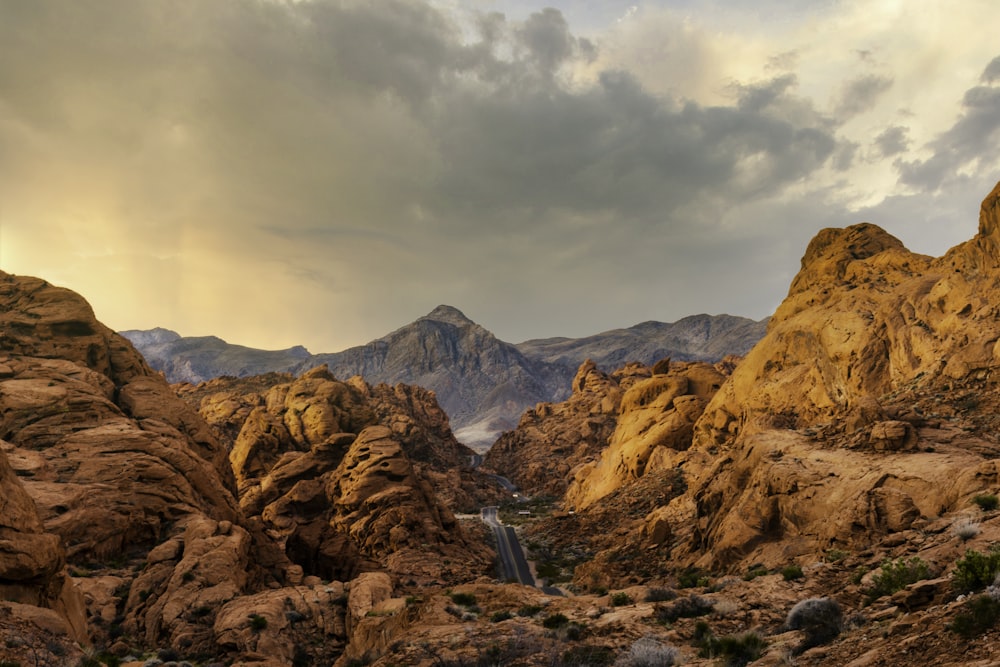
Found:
<box><xmin>873</xmin><ymin>126</ymin><xmax>910</xmax><ymax>158</ymax></box>
<box><xmin>982</xmin><ymin>56</ymin><xmax>1000</xmax><ymax>84</ymax></box>
<box><xmin>5</xmin><ymin>0</ymin><xmax>985</xmax><ymax>349</ymax></box>
<box><xmin>896</xmin><ymin>58</ymin><xmax>1000</xmax><ymax>192</ymax></box>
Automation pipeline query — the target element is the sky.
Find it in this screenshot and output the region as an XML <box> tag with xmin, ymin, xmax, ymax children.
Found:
<box><xmin>1</xmin><ymin>0</ymin><xmax>999</xmax><ymax>353</ymax></box>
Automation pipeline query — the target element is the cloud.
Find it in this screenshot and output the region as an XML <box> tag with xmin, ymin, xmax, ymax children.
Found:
<box><xmin>833</xmin><ymin>74</ymin><xmax>894</xmax><ymax>118</ymax></box>
<box><xmin>1</xmin><ymin>0</ymin><xmax>998</xmax><ymax>351</ymax></box>
<box><xmin>873</xmin><ymin>126</ymin><xmax>910</xmax><ymax>158</ymax></box>
<box><xmin>896</xmin><ymin>63</ymin><xmax>1000</xmax><ymax>192</ymax></box>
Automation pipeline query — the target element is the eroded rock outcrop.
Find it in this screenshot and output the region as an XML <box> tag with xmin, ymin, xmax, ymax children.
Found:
<box><xmin>663</xmin><ymin>183</ymin><xmax>1000</xmax><ymax>569</ymax></box>
<box><xmin>483</xmin><ymin>360</ymin><xmax>636</xmax><ymax>497</ymax></box>
<box><xmin>0</xmin><ymin>272</ymin><xmax>291</xmax><ymax>658</ymax></box>
<box><xmin>192</xmin><ymin>367</ymin><xmax>493</xmax><ymax>586</ymax></box>
<box><xmin>564</xmin><ymin>361</ymin><xmax>728</xmax><ymax>510</ymax></box>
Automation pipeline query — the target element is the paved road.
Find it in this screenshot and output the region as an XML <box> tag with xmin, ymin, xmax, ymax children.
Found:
<box><xmin>481</xmin><ymin>506</ymin><xmax>535</xmax><ymax>586</ymax></box>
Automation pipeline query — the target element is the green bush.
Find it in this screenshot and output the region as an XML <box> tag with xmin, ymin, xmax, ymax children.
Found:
<box><xmin>953</xmin><ymin>546</ymin><xmax>1000</xmax><ymax>593</ymax></box>
<box><xmin>655</xmin><ymin>595</ymin><xmax>714</xmax><ymax>623</ymax></box>
<box><xmin>644</xmin><ymin>588</ymin><xmax>677</xmax><ymax>602</ymax></box>
<box><xmin>490</xmin><ymin>610</ymin><xmax>512</xmax><ymax>623</ymax></box>
<box><xmin>825</xmin><ymin>549</ymin><xmax>849</xmax><ymax>563</ymax></box>
<box><xmin>677</xmin><ymin>567</ymin><xmax>707</xmax><ymax>589</ymax></box>
<box><xmin>950</xmin><ymin>594</ymin><xmax>1000</xmax><ymax>638</ymax></box>
<box><xmin>542</xmin><ymin>612</ymin><xmax>569</xmax><ymax>629</ymax></box>
<box><xmin>742</xmin><ymin>565</ymin><xmax>768</xmax><ymax>581</ymax></box>
<box><xmin>518</xmin><ymin>604</ymin><xmax>543</xmax><ymax>617</ymax></box>
<box><xmin>249</xmin><ymin>613</ymin><xmax>268</xmax><ymax>631</ymax></box>
<box><xmin>610</xmin><ymin>592</ymin><xmax>633</xmax><ymax>606</ymax></box>
<box><xmin>972</xmin><ymin>494</ymin><xmax>999</xmax><ymax>511</ymax></box>
<box><xmin>448</xmin><ymin>592</ymin><xmax>477</xmax><ymax>606</ymax></box>
<box><xmin>699</xmin><ymin>631</ymin><xmax>766</xmax><ymax>666</ymax></box>
<box><xmin>865</xmin><ymin>557</ymin><xmax>930</xmax><ymax>602</ymax></box>
<box><xmin>781</xmin><ymin>565</ymin><xmax>804</xmax><ymax>581</ymax></box>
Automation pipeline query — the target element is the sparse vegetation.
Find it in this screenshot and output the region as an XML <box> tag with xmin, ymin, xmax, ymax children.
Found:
<box><xmin>610</xmin><ymin>592</ymin><xmax>632</xmax><ymax>606</ymax></box>
<box><xmin>950</xmin><ymin>593</ymin><xmax>1000</xmax><ymax>638</ymax></box>
<box><xmin>490</xmin><ymin>610</ymin><xmax>513</xmax><ymax>623</ymax></box>
<box><xmin>865</xmin><ymin>556</ymin><xmax>930</xmax><ymax>602</ymax></box>
<box><xmin>614</xmin><ymin>636</ymin><xmax>679</xmax><ymax>667</ymax></box>
<box><xmin>742</xmin><ymin>565</ymin><xmax>768</xmax><ymax>581</ymax></box>
<box><xmin>249</xmin><ymin>613</ymin><xmax>268</xmax><ymax>631</ymax></box>
<box><xmin>518</xmin><ymin>604</ymin><xmax>543</xmax><ymax>617</ymax></box>
<box><xmin>644</xmin><ymin>588</ymin><xmax>677</xmax><ymax>603</ymax></box>
<box><xmin>677</xmin><ymin>567</ymin><xmax>708</xmax><ymax>589</ymax></box>
<box><xmin>654</xmin><ymin>595</ymin><xmax>714</xmax><ymax>623</ymax></box>
<box><xmin>786</xmin><ymin>597</ymin><xmax>843</xmax><ymax>653</ymax></box>
<box><xmin>781</xmin><ymin>564</ymin><xmax>804</xmax><ymax>581</ymax></box>
<box><xmin>953</xmin><ymin>545</ymin><xmax>1000</xmax><ymax>593</ymax></box>
<box><xmin>973</xmin><ymin>494</ymin><xmax>999</xmax><ymax>511</ymax></box>
<box><xmin>825</xmin><ymin>549</ymin><xmax>849</xmax><ymax>563</ymax></box>
<box><xmin>449</xmin><ymin>592</ymin><xmax>478</xmax><ymax>606</ymax></box>
<box><xmin>542</xmin><ymin>612</ymin><xmax>569</xmax><ymax>629</ymax></box>
<box><xmin>698</xmin><ymin>630</ymin><xmax>767</xmax><ymax>666</ymax></box>
<box><xmin>953</xmin><ymin>517</ymin><xmax>982</xmax><ymax>541</ymax></box>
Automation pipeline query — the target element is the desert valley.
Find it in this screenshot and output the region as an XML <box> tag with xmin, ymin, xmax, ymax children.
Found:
<box><xmin>4</xmin><ymin>182</ymin><xmax>1000</xmax><ymax>666</ymax></box>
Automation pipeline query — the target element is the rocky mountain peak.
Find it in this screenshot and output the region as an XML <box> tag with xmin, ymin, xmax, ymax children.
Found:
<box><xmin>787</xmin><ymin>222</ymin><xmax>908</xmax><ymax>297</ymax></box>
<box><xmin>420</xmin><ymin>304</ymin><xmax>475</xmax><ymax>327</ymax></box>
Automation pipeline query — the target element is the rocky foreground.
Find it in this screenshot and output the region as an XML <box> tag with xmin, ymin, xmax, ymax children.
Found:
<box><xmin>5</xmin><ymin>182</ymin><xmax>1000</xmax><ymax>665</ymax></box>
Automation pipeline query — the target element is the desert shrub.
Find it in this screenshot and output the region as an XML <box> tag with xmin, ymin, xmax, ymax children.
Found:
<box><xmin>563</xmin><ymin>623</ymin><xmax>585</xmax><ymax>641</ymax></box>
<box><xmin>953</xmin><ymin>517</ymin><xmax>982</xmax><ymax>541</ymax></box>
<box><xmin>490</xmin><ymin>610</ymin><xmax>512</xmax><ymax>623</ymax></box>
<box><xmin>677</xmin><ymin>567</ymin><xmax>708</xmax><ymax>589</ymax></box>
<box><xmin>712</xmin><ymin>599</ymin><xmax>739</xmax><ymax>618</ymax></box>
<box><xmin>562</xmin><ymin>645</ymin><xmax>615</xmax><ymax>666</ymax></box>
<box><xmin>953</xmin><ymin>546</ymin><xmax>1000</xmax><ymax>593</ymax></box>
<box><xmin>699</xmin><ymin>632</ymin><xmax>766</xmax><ymax>667</ymax></box>
<box><xmin>742</xmin><ymin>565</ymin><xmax>768</xmax><ymax>581</ymax></box>
<box><xmin>781</xmin><ymin>565</ymin><xmax>804</xmax><ymax>581</ymax></box>
<box><xmin>543</xmin><ymin>612</ymin><xmax>569</xmax><ymax>629</ymax></box>
<box><xmin>825</xmin><ymin>549</ymin><xmax>849</xmax><ymax>563</ymax></box>
<box><xmin>610</xmin><ymin>592</ymin><xmax>633</xmax><ymax>606</ymax></box>
<box><xmin>865</xmin><ymin>557</ymin><xmax>930</xmax><ymax>602</ymax></box>
<box><xmin>786</xmin><ymin>597</ymin><xmax>843</xmax><ymax>653</ymax></box>
<box><xmin>157</xmin><ymin>648</ymin><xmax>182</xmax><ymax>662</ymax></box>
<box><xmin>950</xmin><ymin>594</ymin><xmax>1000</xmax><ymax>638</ymax></box>
<box><xmin>614</xmin><ymin>637</ymin><xmax>680</xmax><ymax>667</ymax></box>
<box><xmin>973</xmin><ymin>494</ymin><xmax>999</xmax><ymax>511</ymax></box>
<box><xmin>518</xmin><ymin>604</ymin><xmax>543</xmax><ymax>617</ymax></box>
<box><xmin>654</xmin><ymin>595</ymin><xmax>714</xmax><ymax>623</ymax></box>
<box><xmin>449</xmin><ymin>592</ymin><xmax>477</xmax><ymax>606</ymax></box>
<box><xmin>249</xmin><ymin>613</ymin><xmax>268</xmax><ymax>631</ymax></box>
<box><xmin>644</xmin><ymin>588</ymin><xmax>677</xmax><ymax>603</ymax></box>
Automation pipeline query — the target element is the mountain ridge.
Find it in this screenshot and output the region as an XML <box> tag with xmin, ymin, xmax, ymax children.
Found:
<box><xmin>122</xmin><ymin>309</ymin><xmax>767</xmax><ymax>449</ymax></box>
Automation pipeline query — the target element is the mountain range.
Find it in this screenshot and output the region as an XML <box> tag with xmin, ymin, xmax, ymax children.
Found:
<box><xmin>122</xmin><ymin>307</ymin><xmax>766</xmax><ymax>449</ymax></box>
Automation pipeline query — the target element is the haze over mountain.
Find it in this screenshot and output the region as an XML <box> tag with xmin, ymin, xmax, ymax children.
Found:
<box><xmin>123</xmin><ymin>308</ymin><xmax>765</xmax><ymax>449</ymax></box>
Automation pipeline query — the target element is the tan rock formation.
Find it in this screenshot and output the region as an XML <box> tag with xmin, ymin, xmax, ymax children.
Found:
<box><xmin>484</xmin><ymin>359</ymin><xmax>633</xmax><ymax>497</ymax></box>
<box><xmin>192</xmin><ymin>368</ymin><xmax>493</xmax><ymax>586</ymax></box>
<box><xmin>0</xmin><ymin>444</ymin><xmax>87</xmax><ymax>644</ymax></box>
<box><xmin>564</xmin><ymin>361</ymin><xmax>727</xmax><ymax>509</ymax></box>
<box><xmin>0</xmin><ymin>271</ymin><xmax>284</xmax><ymax>657</ymax></box>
